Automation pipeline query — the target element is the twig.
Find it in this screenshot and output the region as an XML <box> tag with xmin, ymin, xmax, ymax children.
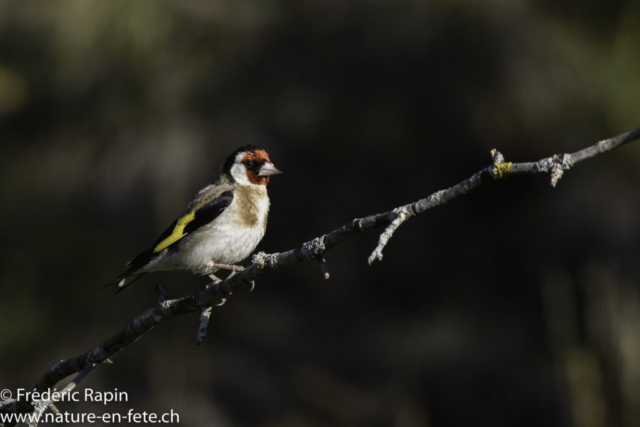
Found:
<box><xmin>2</xmin><ymin>126</ymin><xmax>639</xmax><ymax>417</ymax></box>
<box><xmin>197</xmin><ymin>279</ymin><xmax>229</xmax><ymax>344</ymax></box>
<box><xmin>154</xmin><ymin>285</ymin><xmax>169</xmax><ymax>303</ymax></box>
<box><xmin>47</xmin><ymin>403</ymin><xmax>61</xmax><ymax>417</ymax></box>
<box><xmin>196</xmin><ymin>307</ymin><xmax>213</xmax><ymax>345</ymax></box>
<box><xmin>367</xmin><ymin>206</ymin><xmax>413</xmax><ymax>265</ymax></box>
<box><xmin>317</xmin><ymin>256</ymin><xmax>330</xmax><ymax>280</ymax></box>
<box><xmin>29</xmin><ymin>363</ymin><xmax>96</xmax><ymax>427</ymax></box>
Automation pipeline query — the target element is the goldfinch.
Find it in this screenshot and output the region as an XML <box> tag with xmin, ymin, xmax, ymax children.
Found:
<box><xmin>107</xmin><ymin>145</ymin><xmax>282</xmax><ymax>293</ymax></box>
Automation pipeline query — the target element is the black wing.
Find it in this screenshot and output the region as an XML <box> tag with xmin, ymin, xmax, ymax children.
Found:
<box><xmin>106</xmin><ymin>189</ymin><xmax>235</xmax><ymax>293</ymax></box>
<box><xmin>151</xmin><ymin>189</ymin><xmax>235</xmax><ymax>254</ymax></box>
<box><xmin>183</xmin><ymin>189</ymin><xmax>234</xmax><ymax>236</ymax></box>
<box><xmin>125</xmin><ymin>189</ymin><xmax>234</xmax><ymax>267</ymax></box>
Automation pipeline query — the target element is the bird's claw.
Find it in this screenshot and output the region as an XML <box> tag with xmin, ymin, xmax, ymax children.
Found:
<box><xmin>227</xmin><ymin>267</ymin><xmax>245</xmax><ymax>280</ymax></box>
<box><xmin>209</xmin><ymin>262</ymin><xmax>244</xmax><ymax>274</ymax></box>
<box><xmin>207</xmin><ymin>263</ymin><xmax>252</xmax><ymax>291</ymax></box>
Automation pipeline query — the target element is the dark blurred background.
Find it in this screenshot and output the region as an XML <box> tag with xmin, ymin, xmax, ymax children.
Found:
<box><xmin>1</xmin><ymin>1</ymin><xmax>639</xmax><ymax>426</ymax></box>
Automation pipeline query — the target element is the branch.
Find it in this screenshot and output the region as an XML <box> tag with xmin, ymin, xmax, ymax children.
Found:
<box><xmin>28</xmin><ymin>364</ymin><xmax>96</xmax><ymax>427</ymax></box>
<box><xmin>2</xmin><ymin>126</ymin><xmax>639</xmax><ymax>418</ymax></box>
<box><xmin>367</xmin><ymin>126</ymin><xmax>640</xmax><ymax>263</ymax></box>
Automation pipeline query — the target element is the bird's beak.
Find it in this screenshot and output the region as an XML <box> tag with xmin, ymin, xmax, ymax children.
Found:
<box><xmin>258</xmin><ymin>161</ymin><xmax>283</xmax><ymax>177</ymax></box>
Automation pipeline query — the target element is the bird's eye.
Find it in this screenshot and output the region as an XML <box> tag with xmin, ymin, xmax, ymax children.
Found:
<box><xmin>243</xmin><ymin>160</ymin><xmax>254</xmax><ymax>168</ymax></box>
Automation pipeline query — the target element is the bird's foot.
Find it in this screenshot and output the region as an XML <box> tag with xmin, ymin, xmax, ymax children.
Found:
<box><xmin>208</xmin><ymin>273</ymin><xmax>222</xmax><ymax>283</ymax></box>
<box><xmin>209</xmin><ymin>262</ymin><xmax>245</xmax><ymax>273</ymax></box>
<box><xmin>208</xmin><ymin>262</ymin><xmax>255</xmax><ymax>291</ymax></box>
<box><xmin>226</xmin><ymin>268</ymin><xmax>255</xmax><ymax>291</ymax></box>
<box><xmin>204</xmin><ymin>280</ymin><xmax>227</xmax><ymax>304</ymax></box>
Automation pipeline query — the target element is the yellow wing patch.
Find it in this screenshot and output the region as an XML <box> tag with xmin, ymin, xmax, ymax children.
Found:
<box><xmin>153</xmin><ymin>211</ymin><xmax>196</xmax><ymax>253</ymax></box>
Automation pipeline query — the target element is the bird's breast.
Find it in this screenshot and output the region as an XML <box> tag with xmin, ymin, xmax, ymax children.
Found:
<box><xmin>230</xmin><ymin>185</ymin><xmax>270</xmax><ymax>229</ymax></box>
<box><xmin>180</xmin><ymin>187</ymin><xmax>270</xmax><ymax>272</ymax></box>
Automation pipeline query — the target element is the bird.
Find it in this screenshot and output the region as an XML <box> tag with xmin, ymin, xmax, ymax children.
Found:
<box><xmin>106</xmin><ymin>145</ymin><xmax>282</xmax><ymax>293</ymax></box>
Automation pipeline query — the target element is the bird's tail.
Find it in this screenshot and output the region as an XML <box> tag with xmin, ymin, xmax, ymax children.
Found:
<box><xmin>101</xmin><ymin>268</ymin><xmax>147</xmax><ymax>294</ymax></box>
<box><xmin>103</xmin><ymin>249</ymin><xmax>156</xmax><ymax>294</ymax></box>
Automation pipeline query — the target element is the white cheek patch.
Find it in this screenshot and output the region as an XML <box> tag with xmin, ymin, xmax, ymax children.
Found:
<box><xmin>235</xmin><ymin>152</ymin><xmax>247</xmax><ymax>163</ymax></box>
<box><xmin>230</xmin><ymin>163</ymin><xmax>252</xmax><ymax>186</ymax></box>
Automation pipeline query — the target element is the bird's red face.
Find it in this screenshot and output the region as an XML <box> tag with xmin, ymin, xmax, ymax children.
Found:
<box><xmin>241</xmin><ymin>150</ymin><xmax>277</xmax><ymax>186</ymax></box>
<box><xmin>225</xmin><ymin>146</ymin><xmax>282</xmax><ymax>187</ymax></box>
